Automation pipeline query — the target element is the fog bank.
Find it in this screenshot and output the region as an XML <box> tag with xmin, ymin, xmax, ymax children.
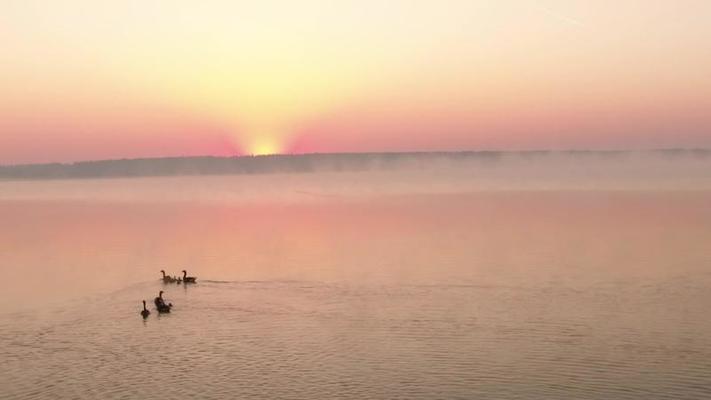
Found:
<box><xmin>0</xmin><ymin>150</ymin><xmax>710</xmax><ymax>203</ymax></box>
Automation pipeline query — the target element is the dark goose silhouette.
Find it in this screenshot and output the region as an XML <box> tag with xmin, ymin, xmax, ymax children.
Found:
<box><xmin>140</xmin><ymin>300</ymin><xmax>150</xmax><ymax>319</ymax></box>
<box><xmin>160</xmin><ymin>270</ymin><xmax>176</xmax><ymax>283</ymax></box>
<box><xmin>154</xmin><ymin>290</ymin><xmax>172</xmax><ymax>313</ymax></box>
<box><xmin>182</xmin><ymin>270</ymin><xmax>197</xmax><ymax>284</ymax></box>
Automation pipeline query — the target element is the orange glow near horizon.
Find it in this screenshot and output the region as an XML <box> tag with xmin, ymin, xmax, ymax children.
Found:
<box><xmin>1</xmin><ymin>0</ymin><xmax>711</xmax><ymax>163</ymax></box>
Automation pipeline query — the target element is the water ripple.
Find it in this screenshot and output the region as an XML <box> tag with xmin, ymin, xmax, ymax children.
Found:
<box><xmin>2</xmin><ymin>279</ymin><xmax>710</xmax><ymax>399</ymax></box>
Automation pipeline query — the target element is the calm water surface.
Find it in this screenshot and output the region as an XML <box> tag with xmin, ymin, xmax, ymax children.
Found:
<box><xmin>0</xmin><ymin>175</ymin><xmax>710</xmax><ymax>399</ymax></box>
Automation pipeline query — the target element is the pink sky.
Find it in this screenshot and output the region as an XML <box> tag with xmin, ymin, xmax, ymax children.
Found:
<box><xmin>1</xmin><ymin>0</ymin><xmax>710</xmax><ymax>163</ymax></box>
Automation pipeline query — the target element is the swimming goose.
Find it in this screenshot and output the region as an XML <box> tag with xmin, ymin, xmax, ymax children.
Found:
<box><xmin>153</xmin><ymin>291</ymin><xmax>163</xmax><ymax>308</ymax></box>
<box><xmin>154</xmin><ymin>290</ymin><xmax>172</xmax><ymax>313</ymax></box>
<box><xmin>182</xmin><ymin>270</ymin><xmax>197</xmax><ymax>283</ymax></box>
<box><xmin>160</xmin><ymin>270</ymin><xmax>176</xmax><ymax>283</ymax></box>
<box><xmin>140</xmin><ymin>300</ymin><xmax>150</xmax><ymax>318</ymax></box>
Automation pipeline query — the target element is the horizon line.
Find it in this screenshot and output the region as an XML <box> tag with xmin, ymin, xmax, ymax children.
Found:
<box><xmin>2</xmin><ymin>147</ymin><xmax>711</xmax><ymax>168</ymax></box>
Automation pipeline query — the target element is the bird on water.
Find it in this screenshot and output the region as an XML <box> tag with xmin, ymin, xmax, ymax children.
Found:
<box><xmin>154</xmin><ymin>290</ymin><xmax>172</xmax><ymax>313</ymax></box>
<box><xmin>181</xmin><ymin>270</ymin><xmax>197</xmax><ymax>284</ymax></box>
<box><xmin>160</xmin><ymin>270</ymin><xmax>176</xmax><ymax>283</ymax></box>
<box><xmin>140</xmin><ymin>300</ymin><xmax>150</xmax><ymax>319</ymax></box>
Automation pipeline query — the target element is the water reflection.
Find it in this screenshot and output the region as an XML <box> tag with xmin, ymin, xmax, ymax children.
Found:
<box><xmin>0</xmin><ymin>183</ymin><xmax>710</xmax><ymax>398</ymax></box>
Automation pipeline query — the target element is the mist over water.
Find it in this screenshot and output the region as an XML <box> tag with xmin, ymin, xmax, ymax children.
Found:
<box><xmin>1</xmin><ymin>153</ymin><xmax>710</xmax><ymax>399</ymax></box>
<box><xmin>1</xmin><ymin>151</ymin><xmax>711</xmax><ymax>203</ymax></box>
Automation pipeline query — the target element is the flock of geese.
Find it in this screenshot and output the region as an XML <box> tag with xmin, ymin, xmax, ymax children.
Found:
<box><xmin>140</xmin><ymin>269</ymin><xmax>198</xmax><ymax>319</ymax></box>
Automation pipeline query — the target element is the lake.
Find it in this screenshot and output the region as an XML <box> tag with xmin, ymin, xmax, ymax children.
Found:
<box><xmin>1</xmin><ymin>167</ymin><xmax>710</xmax><ymax>399</ymax></box>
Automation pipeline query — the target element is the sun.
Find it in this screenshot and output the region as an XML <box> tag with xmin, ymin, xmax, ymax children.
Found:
<box><xmin>249</xmin><ymin>137</ymin><xmax>283</xmax><ymax>156</ymax></box>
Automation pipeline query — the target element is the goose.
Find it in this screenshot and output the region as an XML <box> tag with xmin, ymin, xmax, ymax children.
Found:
<box><xmin>140</xmin><ymin>300</ymin><xmax>150</xmax><ymax>318</ymax></box>
<box><xmin>154</xmin><ymin>290</ymin><xmax>172</xmax><ymax>313</ymax></box>
<box><xmin>182</xmin><ymin>270</ymin><xmax>197</xmax><ymax>283</ymax></box>
<box><xmin>153</xmin><ymin>291</ymin><xmax>163</xmax><ymax>308</ymax></box>
<box><xmin>160</xmin><ymin>270</ymin><xmax>176</xmax><ymax>283</ymax></box>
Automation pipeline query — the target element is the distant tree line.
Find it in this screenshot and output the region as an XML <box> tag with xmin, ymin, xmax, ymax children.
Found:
<box><xmin>0</xmin><ymin>150</ymin><xmax>707</xmax><ymax>181</ymax></box>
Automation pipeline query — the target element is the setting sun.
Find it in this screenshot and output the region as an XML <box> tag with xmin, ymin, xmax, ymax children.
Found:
<box><xmin>248</xmin><ymin>135</ymin><xmax>283</xmax><ymax>156</ymax></box>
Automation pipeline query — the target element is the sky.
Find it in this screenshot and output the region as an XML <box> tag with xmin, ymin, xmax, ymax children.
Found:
<box><xmin>1</xmin><ymin>0</ymin><xmax>710</xmax><ymax>163</ymax></box>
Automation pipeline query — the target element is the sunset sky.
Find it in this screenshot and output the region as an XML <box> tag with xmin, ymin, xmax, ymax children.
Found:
<box><xmin>1</xmin><ymin>0</ymin><xmax>710</xmax><ymax>163</ymax></box>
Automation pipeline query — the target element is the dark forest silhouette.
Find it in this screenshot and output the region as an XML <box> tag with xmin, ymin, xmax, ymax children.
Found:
<box><xmin>0</xmin><ymin>149</ymin><xmax>708</xmax><ymax>181</ymax></box>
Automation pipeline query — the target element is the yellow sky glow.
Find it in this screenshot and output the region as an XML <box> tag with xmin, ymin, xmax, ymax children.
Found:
<box><xmin>1</xmin><ymin>0</ymin><xmax>710</xmax><ymax>161</ymax></box>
